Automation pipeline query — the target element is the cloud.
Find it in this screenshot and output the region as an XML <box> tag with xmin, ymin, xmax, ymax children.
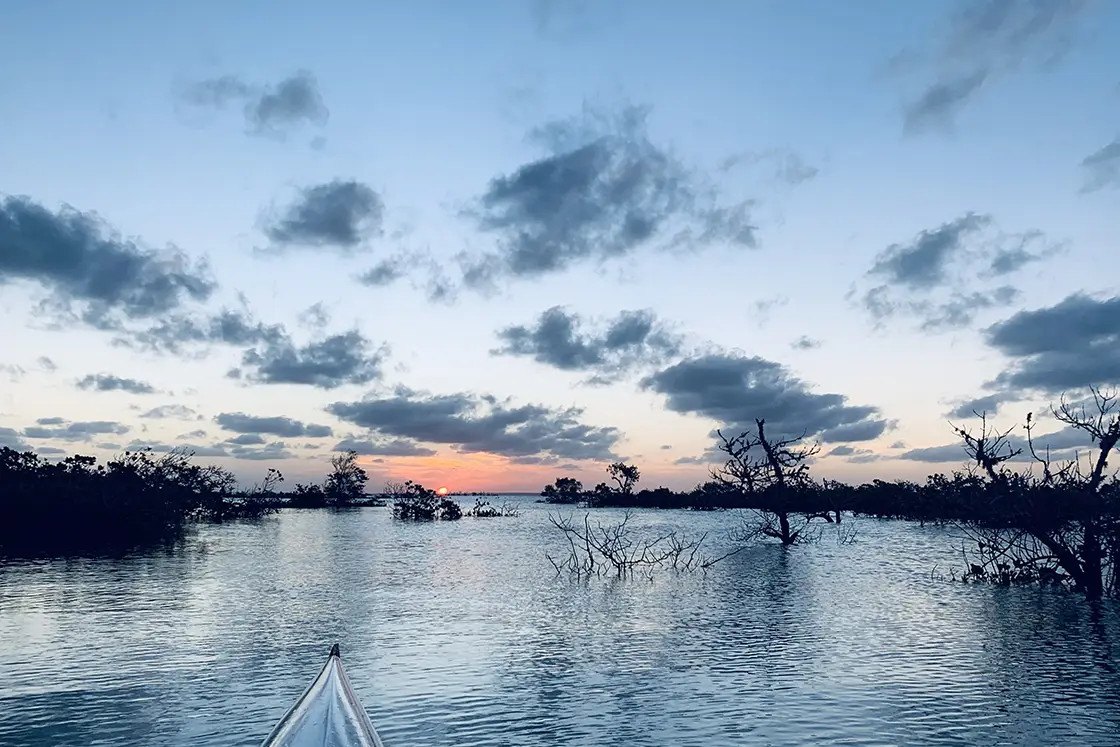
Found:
<box><xmin>982</xmin><ymin>293</ymin><xmax>1120</xmax><ymax>393</ymax></box>
<box><xmin>493</xmin><ymin>306</ymin><xmax>682</xmax><ymax>382</ymax></box>
<box><xmin>215</xmin><ymin>412</ymin><xmax>334</xmax><ymax>438</ymax></box>
<box><xmin>945</xmin><ymin>391</ymin><xmax>1019</xmax><ymax>419</ymax></box>
<box><xmin>117</xmin><ymin>306</ymin><xmax>387</xmax><ymax>390</ymax></box>
<box><xmin>856</xmin><ymin>214</ymin><xmax>1054</xmax><ymax>331</ymax></box>
<box><xmin>333</xmin><ymin>437</ymin><xmax>436</xmax><ymax>457</ymax></box>
<box><xmin>227</xmin><ymin>442</ymin><xmax>293</xmax><ymax>461</ymax></box>
<box><xmin>120</xmin><ymin>308</ymin><xmax>287</xmax><ymax>354</ymax></box>
<box><xmin>719</xmin><ymin>148</ymin><xmax>820</xmax><ymax>186</ymax></box>
<box><xmin>459</xmin><ymin>103</ymin><xmax>756</xmax><ymax>288</ymax></box>
<box><xmin>180</xmin><ymin>70</ymin><xmax>329</xmax><ymax>138</ymax></box>
<box><xmin>127</xmin><ymin>439</ymin><xmax>230</xmax><ymax>458</ymax></box>
<box><xmin>898</xmin><ymin>0</ymin><xmax>1093</xmax><ymax>133</ymax></box>
<box><xmin>76</xmin><ymin>373</ymin><xmax>156</xmax><ymax>395</ymax></box>
<box><xmin>0</xmin><ymin>427</ymin><xmax>29</xmax><ymax>451</ymax></box>
<box><xmin>791</xmin><ymin>336</ymin><xmax>821</xmax><ymax>350</ymax></box>
<box><xmin>825</xmin><ymin>444</ymin><xmax>881</xmax><ymax>463</ymax></box>
<box><xmin>357</xmin><ymin>254</ymin><xmax>411</xmax><ymax>287</ymax></box>
<box><xmin>327</xmin><ymin>387</ymin><xmax>620</xmax><ymax>462</ymax></box>
<box><xmin>225</xmin><ymin>433</ymin><xmax>266</xmax><ymax>446</ymax></box>
<box><xmin>1080</xmin><ymin>139</ymin><xmax>1120</xmax><ymax>192</ymax></box>
<box><xmin>1</xmin><ymin>364</ymin><xmax>24</xmax><ymax>382</ymax></box>
<box><xmin>140</xmin><ymin>404</ymin><xmax>201</xmax><ymax>420</ymax></box>
<box><xmin>868</xmin><ymin>213</ymin><xmax>991</xmax><ymax>289</ymax></box>
<box><xmin>23</xmin><ymin>419</ymin><xmax>131</xmax><ymax>442</ymax></box>
<box><xmin>178</xmin><ymin>429</ymin><xmax>208</xmax><ymax>440</ymax></box>
<box><xmin>640</xmin><ymin>353</ymin><xmax>891</xmax><ymax>444</ymax></box>
<box><xmin>899</xmin><ymin>425</ymin><xmax>1097</xmax><ymax>463</ymax></box>
<box><xmin>236</xmin><ymin>329</ymin><xmax>386</xmax><ymax>389</ymax></box>
<box><xmin>0</xmin><ymin>194</ymin><xmax>215</xmax><ymax>328</ymax></box>
<box><xmin>259</xmin><ymin>180</ymin><xmax>383</xmax><ymax>253</ymax></box>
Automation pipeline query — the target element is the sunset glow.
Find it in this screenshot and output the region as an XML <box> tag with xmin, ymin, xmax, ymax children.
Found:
<box><xmin>436</xmin><ymin>486</ymin><xmax>450</xmax><ymax>496</ymax></box>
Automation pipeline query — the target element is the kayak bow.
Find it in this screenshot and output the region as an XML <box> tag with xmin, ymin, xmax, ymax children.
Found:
<box><xmin>260</xmin><ymin>644</ymin><xmax>385</xmax><ymax>747</ymax></box>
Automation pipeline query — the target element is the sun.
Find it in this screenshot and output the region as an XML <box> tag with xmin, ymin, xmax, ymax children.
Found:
<box><xmin>436</xmin><ymin>486</ymin><xmax>450</xmax><ymax>496</ymax></box>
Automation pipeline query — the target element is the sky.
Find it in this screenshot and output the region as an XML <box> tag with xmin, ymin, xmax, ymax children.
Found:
<box><xmin>1</xmin><ymin>0</ymin><xmax>1118</xmax><ymax>493</ymax></box>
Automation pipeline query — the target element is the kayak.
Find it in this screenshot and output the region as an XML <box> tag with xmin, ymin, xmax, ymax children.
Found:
<box><xmin>260</xmin><ymin>644</ymin><xmax>385</xmax><ymax>747</ymax></box>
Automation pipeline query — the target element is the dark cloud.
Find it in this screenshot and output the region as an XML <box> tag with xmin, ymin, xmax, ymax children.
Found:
<box><xmin>1080</xmin><ymin>139</ymin><xmax>1120</xmax><ymax>192</ymax></box>
<box><xmin>140</xmin><ymin>404</ymin><xmax>200</xmax><ymax>420</ymax></box>
<box><xmin>180</xmin><ymin>70</ymin><xmax>329</xmax><ymax>138</ymax></box>
<box><xmin>23</xmin><ymin>420</ymin><xmax>130</xmax><ymax>442</ymax></box>
<box><xmin>868</xmin><ymin>213</ymin><xmax>991</xmax><ymax>290</ymax></box>
<box><xmin>260</xmin><ymin>180</ymin><xmax>383</xmax><ymax>253</ymax></box>
<box><xmin>327</xmin><ymin>387</ymin><xmax>620</xmax><ymax>462</ymax></box>
<box><xmin>899</xmin><ymin>425</ymin><xmax>1097</xmax><ymax>463</ymax></box>
<box><xmin>640</xmin><ymin>353</ymin><xmax>891</xmax><ymax>444</ymax></box>
<box><xmin>237</xmin><ymin>329</ymin><xmax>386</xmax><ymax>389</ymax></box>
<box><xmin>982</xmin><ymin>293</ymin><xmax>1120</xmax><ymax>393</ymax></box>
<box><xmin>215</xmin><ymin>412</ymin><xmax>334</xmax><ymax>438</ymax></box>
<box><xmin>826</xmin><ymin>444</ymin><xmax>881</xmax><ymax>463</ymax></box>
<box><xmin>178</xmin><ymin>429</ymin><xmax>208</xmax><ymax>440</ymax></box>
<box><xmin>985</xmin><ymin>230</ymin><xmax>1056</xmax><ymax>275</ymax></box>
<box><xmin>333</xmin><ymin>437</ymin><xmax>436</xmax><ymax>457</ymax></box>
<box><xmin>225</xmin><ymin>433</ymin><xmax>266</xmax><ymax>446</ymax></box>
<box><xmin>917</xmin><ymin>287</ymin><xmax>1022</xmax><ymax>332</ymax></box>
<box><xmin>119</xmin><ymin>306</ymin><xmax>386</xmax><ymax>390</ymax></box>
<box><xmin>459</xmin><ymin>104</ymin><xmax>756</xmax><ymax>287</ymax></box>
<box><xmin>0</xmin><ymin>194</ymin><xmax>215</xmax><ymax>327</ymax></box>
<box><xmin>357</xmin><ymin>255</ymin><xmax>410</xmax><ymax>287</ymax></box>
<box><xmin>120</xmin><ymin>308</ymin><xmax>287</xmax><ymax>354</ymax></box>
<box><xmin>898</xmin><ymin>0</ymin><xmax>1093</xmax><ymax>133</ymax></box>
<box><xmin>493</xmin><ymin>306</ymin><xmax>682</xmax><ymax>382</ymax></box>
<box><xmin>0</xmin><ymin>427</ymin><xmax>29</xmax><ymax>451</ymax></box>
<box><xmin>945</xmin><ymin>391</ymin><xmax>1019</xmax><ymax>419</ymax></box>
<box><xmin>857</xmin><ymin>214</ymin><xmax>1052</xmax><ymax>331</ymax></box>
<box><xmin>76</xmin><ymin>373</ymin><xmax>156</xmax><ymax>395</ymax></box>
<box><xmin>791</xmin><ymin>336</ymin><xmax>821</xmax><ymax>350</ymax></box>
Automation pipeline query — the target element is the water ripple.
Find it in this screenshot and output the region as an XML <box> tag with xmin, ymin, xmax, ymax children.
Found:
<box><xmin>1</xmin><ymin>506</ymin><xmax>1119</xmax><ymax>746</ymax></box>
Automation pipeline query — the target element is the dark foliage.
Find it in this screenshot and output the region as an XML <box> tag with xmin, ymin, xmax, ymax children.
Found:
<box><xmin>0</xmin><ymin>447</ymin><xmax>274</xmax><ymax>556</ymax></box>
<box><xmin>386</xmin><ymin>480</ymin><xmax>463</xmax><ymax>521</ymax></box>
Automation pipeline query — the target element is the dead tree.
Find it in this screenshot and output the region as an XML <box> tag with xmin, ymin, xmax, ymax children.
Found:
<box><xmin>953</xmin><ymin>387</ymin><xmax>1120</xmax><ymax>600</ymax></box>
<box><xmin>711</xmin><ymin>418</ymin><xmax>821</xmax><ymax>546</ymax></box>
<box><xmin>545</xmin><ymin>511</ymin><xmax>738</xmax><ymax>578</ymax></box>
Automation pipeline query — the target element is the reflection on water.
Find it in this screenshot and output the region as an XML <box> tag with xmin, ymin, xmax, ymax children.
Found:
<box><xmin>1</xmin><ymin>506</ymin><xmax>1118</xmax><ymax>746</ymax></box>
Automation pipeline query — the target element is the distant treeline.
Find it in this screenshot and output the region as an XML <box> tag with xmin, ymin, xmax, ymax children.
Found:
<box><xmin>2</xmin><ymin>386</ymin><xmax>1117</xmax><ymax>599</ymax></box>
<box><xmin>0</xmin><ymin>448</ymin><xmax>375</xmax><ymax>555</ymax></box>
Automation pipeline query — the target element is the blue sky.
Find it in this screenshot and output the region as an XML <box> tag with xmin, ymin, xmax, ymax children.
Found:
<box><xmin>2</xmin><ymin>0</ymin><xmax>1118</xmax><ymax>492</ymax></box>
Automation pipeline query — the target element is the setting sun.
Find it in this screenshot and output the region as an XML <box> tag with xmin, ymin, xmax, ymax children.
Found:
<box><xmin>436</xmin><ymin>486</ymin><xmax>449</xmax><ymax>496</ymax></box>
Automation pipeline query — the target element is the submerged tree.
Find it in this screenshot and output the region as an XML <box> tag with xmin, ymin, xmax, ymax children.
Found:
<box><xmin>953</xmin><ymin>387</ymin><xmax>1120</xmax><ymax>600</ymax></box>
<box><xmin>323</xmin><ymin>450</ymin><xmax>368</xmax><ymax>507</ymax></box>
<box><xmin>711</xmin><ymin>418</ymin><xmax>822</xmax><ymax>545</ymax></box>
<box><xmin>541</xmin><ymin>477</ymin><xmax>585</xmax><ymax>504</ymax></box>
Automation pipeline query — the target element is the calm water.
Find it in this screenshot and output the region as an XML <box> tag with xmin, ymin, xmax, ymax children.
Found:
<box><xmin>1</xmin><ymin>504</ymin><xmax>1119</xmax><ymax>747</ymax></box>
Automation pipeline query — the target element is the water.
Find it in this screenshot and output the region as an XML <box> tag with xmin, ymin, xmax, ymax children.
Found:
<box><xmin>1</xmin><ymin>504</ymin><xmax>1119</xmax><ymax>747</ymax></box>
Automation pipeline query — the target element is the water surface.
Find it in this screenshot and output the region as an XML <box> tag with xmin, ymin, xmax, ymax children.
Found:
<box><xmin>1</xmin><ymin>505</ymin><xmax>1119</xmax><ymax>746</ymax></box>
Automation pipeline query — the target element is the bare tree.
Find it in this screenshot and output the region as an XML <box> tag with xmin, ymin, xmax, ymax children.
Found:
<box><xmin>953</xmin><ymin>387</ymin><xmax>1120</xmax><ymax>600</ymax></box>
<box><xmin>546</xmin><ymin>511</ymin><xmax>738</xmax><ymax>578</ymax></box>
<box><xmin>711</xmin><ymin>418</ymin><xmax>821</xmax><ymax>545</ymax></box>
